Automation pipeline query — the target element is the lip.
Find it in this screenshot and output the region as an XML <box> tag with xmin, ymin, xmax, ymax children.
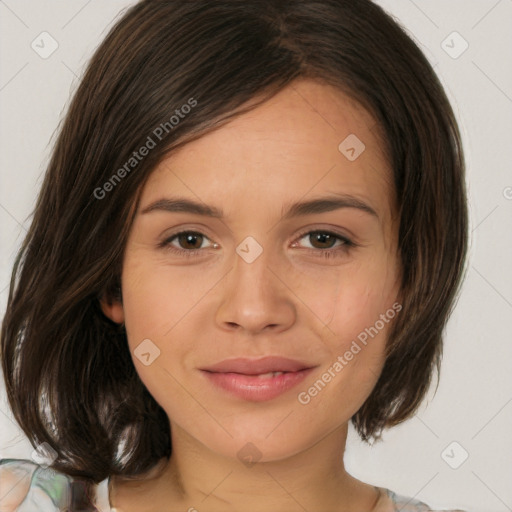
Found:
<box><xmin>200</xmin><ymin>357</ymin><xmax>316</xmax><ymax>402</ymax></box>
<box><xmin>201</xmin><ymin>356</ymin><xmax>313</xmax><ymax>374</ymax></box>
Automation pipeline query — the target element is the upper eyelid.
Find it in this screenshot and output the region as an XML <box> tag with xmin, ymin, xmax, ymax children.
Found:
<box><xmin>294</xmin><ymin>228</ymin><xmax>351</xmax><ymax>241</ymax></box>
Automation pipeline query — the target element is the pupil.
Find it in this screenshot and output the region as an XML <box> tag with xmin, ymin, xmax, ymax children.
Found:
<box><xmin>180</xmin><ymin>233</ymin><xmax>202</xmax><ymax>249</ymax></box>
<box><xmin>312</xmin><ymin>232</ymin><xmax>334</xmax><ymax>249</ymax></box>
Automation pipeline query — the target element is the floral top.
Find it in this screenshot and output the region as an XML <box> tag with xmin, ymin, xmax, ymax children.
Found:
<box><xmin>0</xmin><ymin>459</ymin><xmax>465</xmax><ymax>511</ymax></box>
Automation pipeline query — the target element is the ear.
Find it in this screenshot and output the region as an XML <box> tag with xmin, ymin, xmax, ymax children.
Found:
<box><xmin>99</xmin><ymin>293</ymin><xmax>125</xmax><ymax>324</ymax></box>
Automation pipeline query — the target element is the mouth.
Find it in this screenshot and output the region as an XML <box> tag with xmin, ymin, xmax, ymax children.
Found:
<box><xmin>201</xmin><ymin>356</ymin><xmax>313</xmax><ymax>374</ymax></box>
<box><xmin>199</xmin><ymin>357</ymin><xmax>316</xmax><ymax>402</ymax></box>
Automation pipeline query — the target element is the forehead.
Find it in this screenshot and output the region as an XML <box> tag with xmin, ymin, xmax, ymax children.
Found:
<box><xmin>140</xmin><ymin>79</ymin><xmax>395</xmax><ymax>227</ymax></box>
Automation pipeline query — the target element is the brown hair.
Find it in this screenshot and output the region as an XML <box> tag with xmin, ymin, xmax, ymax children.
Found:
<box><xmin>1</xmin><ymin>0</ymin><xmax>468</xmax><ymax>483</ymax></box>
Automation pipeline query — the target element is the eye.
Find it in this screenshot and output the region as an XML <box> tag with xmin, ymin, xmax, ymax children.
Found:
<box><xmin>158</xmin><ymin>229</ymin><xmax>355</xmax><ymax>260</ymax></box>
<box><xmin>291</xmin><ymin>230</ymin><xmax>355</xmax><ymax>258</ymax></box>
<box><xmin>159</xmin><ymin>231</ymin><xmax>217</xmax><ymax>257</ymax></box>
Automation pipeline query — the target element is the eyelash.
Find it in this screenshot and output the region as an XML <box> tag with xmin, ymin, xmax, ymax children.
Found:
<box><xmin>293</xmin><ymin>228</ymin><xmax>356</xmax><ymax>259</ymax></box>
<box><xmin>158</xmin><ymin>229</ymin><xmax>356</xmax><ymax>260</ymax></box>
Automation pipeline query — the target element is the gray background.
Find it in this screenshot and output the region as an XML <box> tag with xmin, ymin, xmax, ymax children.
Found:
<box><xmin>1</xmin><ymin>1</ymin><xmax>511</xmax><ymax>511</ymax></box>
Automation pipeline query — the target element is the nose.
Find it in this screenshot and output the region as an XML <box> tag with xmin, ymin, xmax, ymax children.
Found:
<box><xmin>215</xmin><ymin>247</ymin><xmax>296</xmax><ymax>335</ymax></box>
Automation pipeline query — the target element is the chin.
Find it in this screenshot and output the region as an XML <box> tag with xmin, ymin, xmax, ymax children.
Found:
<box><xmin>191</xmin><ymin>415</ymin><xmax>321</xmax><ymax>465</ymax></box>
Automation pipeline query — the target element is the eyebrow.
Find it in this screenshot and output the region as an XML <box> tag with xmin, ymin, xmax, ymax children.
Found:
<box><xmin>140</xmin><ymin>195</ymin><xmax>378</xmax><ymax>219</ymax></box>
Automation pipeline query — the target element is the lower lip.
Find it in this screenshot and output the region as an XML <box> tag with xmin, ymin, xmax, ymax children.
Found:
<box><xmin>201</xmin><ymin>368</ymin><xmax>314</xmax><ymax>402</ymax></box>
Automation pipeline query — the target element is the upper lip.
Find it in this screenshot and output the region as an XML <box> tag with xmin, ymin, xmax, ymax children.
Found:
<box><xmin>201</xmin><ymin>356</ymin><xmax>314</xmax><ymax>375</ymax></box>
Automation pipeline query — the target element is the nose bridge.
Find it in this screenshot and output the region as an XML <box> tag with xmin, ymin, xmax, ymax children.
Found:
<box><xmin>215</xmin><ymin>238</ymin><xmax>295</xmax><ymax>333</ymax></box>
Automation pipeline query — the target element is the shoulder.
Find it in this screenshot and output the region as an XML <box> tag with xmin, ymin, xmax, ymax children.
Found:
<box><xmin>0</xmin><ymin>459</ymin><xmax>35</xmax><ymax>511</ymax></box>
<box><xmin>381</xmin><ymin>487</ymin><xmax>466</xmax><ymax>512</ymax></box>
<box><xmin>0</xmin><ymin>458</ymin><xmax>72</xmax><ymax>511</ymax></box>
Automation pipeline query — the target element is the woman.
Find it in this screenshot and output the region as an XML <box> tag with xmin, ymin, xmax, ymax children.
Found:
<box><xmin>0</xmin><ymin>0</ymin><xmax>468</xmax><ymax>510</ymax></box>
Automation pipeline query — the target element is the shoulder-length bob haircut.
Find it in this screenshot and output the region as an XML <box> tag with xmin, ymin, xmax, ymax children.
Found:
<box><xmin>1</xmin><ymin>0</ymin><xmax>468</xmax><ymax>483</ymax></box>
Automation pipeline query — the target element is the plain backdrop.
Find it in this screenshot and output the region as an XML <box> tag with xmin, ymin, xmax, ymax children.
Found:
<box><xmin>0</xmin><ymin>1</ymin><xmax>511</xmax><ymax>511</ymax></box>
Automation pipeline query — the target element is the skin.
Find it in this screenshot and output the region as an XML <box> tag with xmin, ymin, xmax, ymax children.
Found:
<box><xmin>102</xmin><ymin>78</ymin><xmax>401</xmax><ymax>511</ymax></box>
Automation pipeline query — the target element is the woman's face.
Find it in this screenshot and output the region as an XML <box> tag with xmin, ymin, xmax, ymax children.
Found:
<box><xmin>104</xmin><ymin>78</ymin><xmax>401</xmax><ymax>462</ymax></box>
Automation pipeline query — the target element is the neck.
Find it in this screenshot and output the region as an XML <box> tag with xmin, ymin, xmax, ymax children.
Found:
<box><xmin>145</xmin><ymin>422</ymin><xmax>380</xmax><ymax>512</ymax></box>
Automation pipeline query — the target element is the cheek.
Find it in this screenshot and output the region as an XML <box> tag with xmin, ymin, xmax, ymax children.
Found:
<box><xmin>308</xmin><ymin>262</ymin><xmax>400</xmax><ymax>404</ymax></box>
<box><xmin>120</xmin><ymin>255</ymin><xmax>221</xmax><ymax>344</ymax></box>
<box><xmin>325</xmin><ymin>258</ymin><xmax>399</xmax><ymax>344</ymax></box>
<box><xmin>119</xmin><ymin>243</ymin><xmax>400</xmax><ymax>396</ymax></box>
<box><xmin>120</xmin><ymin>247</ymin><xmax>399</xmax><ymax>368</ymax></box>
<box><xmin>118</xmin><ymin>257</ymin><xmax>219</xmax><ymax>406</ymax></box>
